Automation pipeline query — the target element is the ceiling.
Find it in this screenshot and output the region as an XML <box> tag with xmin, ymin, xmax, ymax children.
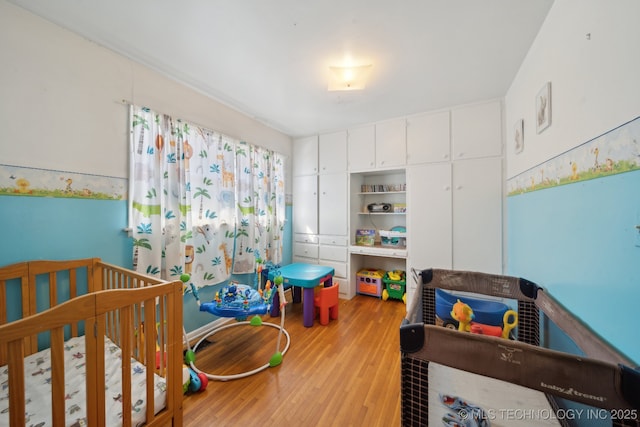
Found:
<box><xmin>9</xmin><ymin>0</ymin><xmax>554</xmax><ymax>138</ymax></box>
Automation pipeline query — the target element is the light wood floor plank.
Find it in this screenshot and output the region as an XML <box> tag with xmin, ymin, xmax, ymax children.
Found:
<box><xmin>183</xmin><ymin>294</ymin><xmax>406</xmax><ymax>426</ymax></box>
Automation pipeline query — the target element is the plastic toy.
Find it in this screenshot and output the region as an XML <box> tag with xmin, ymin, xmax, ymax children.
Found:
<box><xmin>181</xmin><ymin>260</ymin><xmax>291</xmax><ymax>381</ymax></box>
<box><xmin>382</xmin><ymin>270</ymin><xmax>406</xmax><ymax>303</ymax></box>
<box><xmin>435</xmin><ymin>288</ymin><xmax>512</xmax><ymax>329</ymax></box>
<box><xmin>182</xmin><ymin>364</ymin><xmax>208</xmax><ymax>393</ymax></box>
<box><xmin>451</xmin><ymin>299</ymin><xmax>517</xmax><ymax>339</ymax></box>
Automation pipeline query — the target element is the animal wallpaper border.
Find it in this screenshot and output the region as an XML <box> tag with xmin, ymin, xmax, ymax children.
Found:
<box><xmin>507</xmin><ymin>116</ymin><xmax>640</xmax><ymax>196</ymax></box>
<box><xmin>0</xmin><ymin>164</ymin><xmax>126</xmax><ymax>200</ymax></box>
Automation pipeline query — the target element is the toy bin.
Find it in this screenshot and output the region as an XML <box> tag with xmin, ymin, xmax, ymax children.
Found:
<box><xmin>382</xmin><ymin>270</ymin><xmax>406</xmax><ymax>303</ymax></box>
<box><xmin>356</xmin><ymin>269</ymin><xmax>385</xmax><ymax>297</ymax></box>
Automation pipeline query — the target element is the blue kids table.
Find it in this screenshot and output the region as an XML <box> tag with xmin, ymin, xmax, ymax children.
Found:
<box><xmin>268</xmin><ymin>263</ymin><xmax>334</xmax><ymax>327</ymax></box>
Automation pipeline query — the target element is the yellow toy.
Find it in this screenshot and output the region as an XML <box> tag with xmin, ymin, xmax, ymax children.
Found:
<box><xmin>450</xmin><ymin>299</ymin><xmax>517</xmax><ymax>339</ymax></box>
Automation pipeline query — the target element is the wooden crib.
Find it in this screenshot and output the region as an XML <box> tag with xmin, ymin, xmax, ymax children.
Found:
<box><xmin>0</xmin><ymin>258</ymin><xmax>184</xmax><ymax>426</ymax></box>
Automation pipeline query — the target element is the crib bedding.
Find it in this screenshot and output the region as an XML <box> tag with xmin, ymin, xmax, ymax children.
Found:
<box><xmin>0</xmin><ymin>336</ymin><xmax>166</xmax><ymax>427</ymax></box>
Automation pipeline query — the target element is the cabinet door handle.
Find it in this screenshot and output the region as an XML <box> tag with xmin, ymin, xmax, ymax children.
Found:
<box><xmin>444</xmin><ymin>186</ymin><xmax>451</xmax><ymax>191</ymax></box>
<box><xmin>456</xmin><ymin>185</ymin><xmax>463</xmax><ymax>190</ymax></box>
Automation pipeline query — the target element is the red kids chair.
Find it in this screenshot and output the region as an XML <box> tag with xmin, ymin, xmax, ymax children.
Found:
<box><xmin>314</xmin><ymin>283</ymin><xmax>339</xmax><ymax>326</ymax></box>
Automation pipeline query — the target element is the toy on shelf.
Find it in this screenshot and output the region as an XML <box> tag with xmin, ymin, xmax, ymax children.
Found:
<box><xmin>450</xmin><ymin>299</ymin><xmax>518</xmax><ymax>339</ymax></box>
<box><xmin>382</xmin><ymin>270</ymin><xmax>406</xmax><ymax>304</ymax></box>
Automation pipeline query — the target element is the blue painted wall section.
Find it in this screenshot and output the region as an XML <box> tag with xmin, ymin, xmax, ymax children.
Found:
<box><xmin>507</xmin><ymin>118</ymin><xmax>640</xmax><ymax>365</ymax></box>
<box><xmin>0</xmin><ymin>190</ymin><xmax>294</xmax><ymax>334</ymax></box>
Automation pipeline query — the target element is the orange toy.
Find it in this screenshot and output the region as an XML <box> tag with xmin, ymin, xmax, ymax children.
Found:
<box><xmin>314</xmin><ymin>284</ymin><xmax>339</xmax><ymax>326</ymax></box>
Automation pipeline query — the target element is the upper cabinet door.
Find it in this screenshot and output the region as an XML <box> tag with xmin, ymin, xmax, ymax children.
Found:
<box><xmin>451</xmin><ymin>100</ymin><xmax>503</xmax><ymax>160</ymax></box>
<box><xmin>407</xmin><ymin>110</ymin><xmax>451</xmax><ymax>164</ymax></box>
<box><xmin>375</xmin><ymin>118</ymin><xmax>406</xmax><ymax>168</ymax></box>
<box><xmin>293</xmin><ymin>175</ymin><xmax>318</xmax><ymax>234</ymax></box>
<box><xmin>347</xmin><ymin>125</ymin><xmax>375</xmax><ymax>171</ymax></box>
<box><xmin>319</xmin><ymin>172</ymin><xmax>348</xmax><ymax>236</ymax></box>
<box><xmin>319</xmin><ymin>130</ymin><xmax>347</xmax><ymax>173</ymax></box>
<box><xmin>293</xmin><ymin>135</ymin><xmax>318</xmax><ymax>176</ymax></box>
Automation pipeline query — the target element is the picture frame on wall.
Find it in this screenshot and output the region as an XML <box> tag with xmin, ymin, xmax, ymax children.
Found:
<box><xmin>536</xmin><ymin>82</ymin><xmax>551</xmax><ymax>133</ymax></box>
<box><xmin>514</xmin><ymin>119</ymin><xmax>524</xmax><ymax>154</ymax></box>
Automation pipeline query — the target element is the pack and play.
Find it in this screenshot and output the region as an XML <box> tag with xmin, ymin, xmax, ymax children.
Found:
<box><xmin>400</xmin><ymin>268</ymin><xmax>640</xmax><ymax>427</ymax></box>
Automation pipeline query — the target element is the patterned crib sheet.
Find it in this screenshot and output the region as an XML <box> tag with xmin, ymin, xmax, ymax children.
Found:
<box><xmin>0</xmin><ymin>336</ymin><xmax>166</xmax><ymax>427</ymax></box>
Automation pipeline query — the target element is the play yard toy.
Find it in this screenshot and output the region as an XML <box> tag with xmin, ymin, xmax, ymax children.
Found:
<box><xmin>382</xmin><ymin>270</ymin><xmax>406</xmax><ymax>303</ymax></box>
<box><xmin>435</xmin><ymin>288</ymin><xmax>515</xmax><ymax>335</ymax></box>
<box><xmin>450</xmin><ymin>298</ymin><xmax>518</xmax><ymax>339</ymax></box>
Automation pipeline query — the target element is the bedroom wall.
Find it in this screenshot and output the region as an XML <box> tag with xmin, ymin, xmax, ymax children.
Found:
<box><xmin>0</xmin><ymin>1</ymin><xmax>292</xmax><ymax>333</ymax></box>
<box><xmin>504</xmin><ymin>0</ymin><xmax>640</xmax><ymax>364</ymax></box>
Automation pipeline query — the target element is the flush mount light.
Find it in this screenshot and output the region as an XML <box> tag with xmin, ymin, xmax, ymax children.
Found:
<box><xmin>328</xmin><ymin>64</ymin><xmax>373</xmax><ymax>91</ymax></box>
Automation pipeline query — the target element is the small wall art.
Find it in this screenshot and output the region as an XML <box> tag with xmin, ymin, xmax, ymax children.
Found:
<box><xmin>536</xmin><ymin>82</ymin><xmax>552</xmax><ymax>134</ymax></box>
<box><xmin>514</xmin><ymin>119</ymin><xmax>524</xmax><ymax>154</ymax></box>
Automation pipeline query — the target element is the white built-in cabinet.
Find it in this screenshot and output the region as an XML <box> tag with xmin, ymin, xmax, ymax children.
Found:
<box><xmin>406</xmin><ymin>163</ymin><xmax>452</xmax><ymax>271</ymax></box>
<box><xmin>292</xmin><ymin>99</ymin><xmax>504</xmax><ymax>303</ymax></box>
<box><xmin>405</xmin><ymin>100</ymin><xmax>503</xmax><ymax>303</ymax></box>
<box><xmin>292</xmin><ymin>132</ymin><xmax>349</xmax><ymax>297</ymax></box>
<box><xmin>292</xmin><ymin>135</ymin><xmax>318</xmax><ymax>176</ymax></box>
<box><xmin>452</xmin><ymin>101</ymin><xmax>502</xmax><ymax>159</ymax></box>
<box><xmin>375</xmin><ymin>118</ymin><xmax>407</xmax><ymax>168</ymax></box>
<box><xmin>319</xmin><ymin>131</ymin><xmax>347</xmax><ymax>173</ymax></box>
<box><xmin>347</xmin><ymin>119</ymin><xmax>407</xmax><ymax>171</ymax></box>
<box><xmin>407</xmin><ymin>110</ymin><xmax>450</xmax><ymax>164</ymax></box>
<box><xmin>292</xmin><ymin>174</ymin><xmax>317</xmax><ymax>235</ymax></box>
<box><xmin>451</xmin><ymin>158</ymin><xmax>502</xmax><ymax>273</ymax></box>
<box><xmin>406</xmin><ymin>158</ymin><xmax>502</xmax><ymax>274</ymax></box>
<box><xmin>347</xmin><ymin>125</ymin><xmax>375</xmax><ymax>171</ymax></box>
<box><xmin>319</xmin><ymin>172</ymin><xmax>348</xmax><ymax>236</ymax></box>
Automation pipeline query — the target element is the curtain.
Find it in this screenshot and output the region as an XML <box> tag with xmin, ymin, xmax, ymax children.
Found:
<box><xmin>130</xmin><ymin>105</ymin><xmax>285</xmax><ymax>288</ymax></box>
<box><xmin>232</xmin><ymin>143</ymin><xmax>286</xmax><ymax>274</ymax></box>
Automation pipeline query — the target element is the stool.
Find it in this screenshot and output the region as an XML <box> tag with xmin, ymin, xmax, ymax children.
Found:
<box><xmin>314</xmin><ymin>283</ymin><xmax>339</xmax><ymax>326</ymax></box>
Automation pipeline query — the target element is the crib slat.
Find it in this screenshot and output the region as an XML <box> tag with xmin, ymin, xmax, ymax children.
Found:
<box><xmin>50</xmin><ymin>327</ymin><xmax>66</xmax><ymax>425</ymax></box>
<box><xmin>87</xmin><ymin>316</ymin><xmax>106</xmax><ymax>426</ymax></box>
<box><xmin>120</xmin><ymin>305</ymin><xmax>133</xmax><ymax>427</ymax></box>
<box><xmin>69</xmin><ymin>268</ymin><xmax>79</xmax><ymax>336</ymax></box>
<box><xmin>144</xmin><ymin>296</ymin><xmax>157</xmax><ymax>423</ymax></box>
<box><xmin>7</xmin><ymin>339</ymin><xmax>26</xmax><ymax>426</ymax></box>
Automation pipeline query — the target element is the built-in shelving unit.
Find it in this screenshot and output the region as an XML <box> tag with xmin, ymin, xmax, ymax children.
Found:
<box><xmin>349</xmin><ymin>169</ymin><xmax>408</xmax><ymax>296</ymax></box>
<box><xmin>292</xmin><ymin>99</ymin><xmax>504</xmax><ymax>301</ymax></box>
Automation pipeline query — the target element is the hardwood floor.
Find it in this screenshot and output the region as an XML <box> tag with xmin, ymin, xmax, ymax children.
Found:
<box><xmin>182</xmin><ymin>293</ymin><xmax>407</xmax><ymax>427</ymax></box>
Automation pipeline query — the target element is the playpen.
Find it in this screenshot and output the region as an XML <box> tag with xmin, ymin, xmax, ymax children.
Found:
<box><xmin>401</xmin><ymin>268</ymin><xmax>640</xmax><ymax>427</ymax></box>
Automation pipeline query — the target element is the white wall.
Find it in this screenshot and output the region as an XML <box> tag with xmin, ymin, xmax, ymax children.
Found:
<box><xmin>505</xmin><ymin>0</ymin><xmax>640</xmax><ymax>178</ymax></box>
<box><xmin>0</xmin><ymin>0</ymin><xmax>292</xmax><ymax>179</ymax></box>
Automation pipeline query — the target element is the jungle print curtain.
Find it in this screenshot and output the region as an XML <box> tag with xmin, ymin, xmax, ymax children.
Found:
<box><xmin>130</xmin><ymin>105</ymin><xmax>285</xmax><ymax>288</ymax></box>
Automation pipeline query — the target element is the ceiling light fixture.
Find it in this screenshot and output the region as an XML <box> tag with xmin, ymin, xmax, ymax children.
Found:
<box><xmin>328</xmin><ymin>64</ymin><xmax>373</xmax><ymax>91</ymax></box>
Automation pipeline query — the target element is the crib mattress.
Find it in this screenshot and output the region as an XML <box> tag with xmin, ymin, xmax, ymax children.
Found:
<box><xmin>0</xmin><ymin>336</ymin><xmax>166</xmax><ymax>427</ymax></box>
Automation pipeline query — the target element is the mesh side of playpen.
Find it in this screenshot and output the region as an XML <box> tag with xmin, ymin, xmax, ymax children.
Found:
<box><xmin>401</xmin><ymin>268</ymin><xmax>640</xmax><ymax>427</ymax></box>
